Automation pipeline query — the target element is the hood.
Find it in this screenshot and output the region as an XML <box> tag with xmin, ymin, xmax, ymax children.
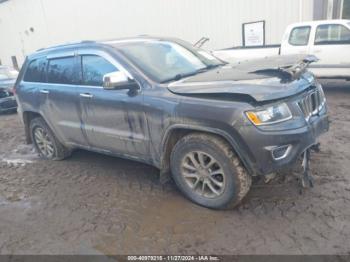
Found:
<box><xmin>167</xmin><ymin>55</ymin><xmax>317</xmax><ymax>102</ymax></box>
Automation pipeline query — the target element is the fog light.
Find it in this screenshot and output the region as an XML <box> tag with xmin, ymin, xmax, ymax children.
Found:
<box><xmin>271</xmin><ymin>145</ymin><xmax>292</xmax><ymax>160</ymax></box>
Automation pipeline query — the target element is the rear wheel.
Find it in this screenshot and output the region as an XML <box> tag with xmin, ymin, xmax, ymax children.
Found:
<box><xmin>170</xmin><ymin>133</ymin><xmax>251</xmax><ymax>209</ymax></box>
<box><xmin>30</xmin><ymin>117</ymin><xmax>71</xmax><ymax>160</ymax></box>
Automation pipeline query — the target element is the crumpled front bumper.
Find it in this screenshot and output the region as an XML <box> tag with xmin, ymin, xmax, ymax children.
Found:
<box><xmin>241</xmin><ymin>111</ymin><xmax>329</xmax><ymax>176</ymax></box>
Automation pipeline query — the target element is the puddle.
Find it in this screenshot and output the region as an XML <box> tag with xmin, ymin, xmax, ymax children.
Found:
<box><xmin>0</xmin><ymin>195</ymin><xmax>32</xmax><ymax>209</ymax></box>
<box><xmin>0</xmin><ymin>196</ymin><xmax>8</xmax><ymax>206</ymax></box>
<box><xmin>2</xmin><ymin>158</ymin><xmax>34</xmax><ymax>166</ymax></box>
<box><xmin>1</xmin><ymin>144</ymin><xmax>38</xmax><ymax>167</ymax></box>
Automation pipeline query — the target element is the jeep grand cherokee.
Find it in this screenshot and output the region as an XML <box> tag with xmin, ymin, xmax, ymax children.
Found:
<box><xmin>15</xmin><ymin>37</ymin><xmax>329</xmax><ymax>209</ymax></box>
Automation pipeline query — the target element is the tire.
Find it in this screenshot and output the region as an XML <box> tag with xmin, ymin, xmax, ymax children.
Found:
<box><xmin>170</xmin><ymin>133</ymin><xmax>251</xmax><ymax>209</ymax></box>
<box><xmin>30</xmin><ymin>117</ymin><xmax>71</xmax><ymax>160</ymax></box>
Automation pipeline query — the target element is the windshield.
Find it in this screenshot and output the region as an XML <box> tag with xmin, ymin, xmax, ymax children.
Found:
<box><xmin>117</xmin><ymin>40</ymin><xmax>223</xmax><ymax>83</ymax></box>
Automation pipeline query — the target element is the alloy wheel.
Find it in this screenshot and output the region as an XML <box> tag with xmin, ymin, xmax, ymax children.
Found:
<box><xmin>180</xmin><ymin>151</ymin><xmax>226</xmax><ymax>198</ymax></box>
<box><xmin>33</xmin><ymin>127</ymin><xmax>55</xmax><ymax>158</ymax></box>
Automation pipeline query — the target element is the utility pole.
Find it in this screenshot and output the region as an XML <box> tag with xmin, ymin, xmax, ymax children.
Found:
<box><xmin>327</xmin><ymin>0</ymin><xmax>334</xmax><ymax>19</ymax></box>
<box><xmin>339</xmin><ymin>0</ymin><xmax>344</xmax><ymax>19</ymax></box>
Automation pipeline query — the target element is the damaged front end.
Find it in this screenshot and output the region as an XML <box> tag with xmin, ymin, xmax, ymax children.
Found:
<box><xmin>166</xmin><ymin>54</ymin><xmax>329</xmax><ymax>190</ymax></box>
<box><xmin>258</xmin><ymin>83</ymin><xmax>328</xmax><ymax>191</ymax></box>
<box><xmin>252</xmin><ymin>55</ymin><xmax>319</xmax><ymax>83</ymax></box>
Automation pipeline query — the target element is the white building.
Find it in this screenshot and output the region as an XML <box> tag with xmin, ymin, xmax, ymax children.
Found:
<box><xmin>0</xmin><ymin>0</ymin><xmax>348</xmax><ymax>68</ymax></box>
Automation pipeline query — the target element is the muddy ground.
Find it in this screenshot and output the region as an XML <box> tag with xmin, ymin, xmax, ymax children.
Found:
<box><xmin>0</xmin><ymin>81</ymin><xmax>350</xmax><ymax>255</ymax></box>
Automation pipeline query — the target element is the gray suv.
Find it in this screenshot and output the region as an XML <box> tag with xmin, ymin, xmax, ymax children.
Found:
<box><xmin>15</xmin><ymin>37</ymin><xmax>329</xmax><ymax>209</ymax></box>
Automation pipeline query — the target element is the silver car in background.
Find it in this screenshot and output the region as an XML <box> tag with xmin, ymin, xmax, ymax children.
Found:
<box><xmin>0</xmin><ymin>66</ymin><xmax>18</xmax><ymax>113</ymax></box>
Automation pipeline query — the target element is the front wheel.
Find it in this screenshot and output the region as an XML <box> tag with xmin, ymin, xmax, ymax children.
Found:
<box><xmin>170</xmin><ymin>133</ymin><xmax>251</xmax><ymax>209</ymax></box>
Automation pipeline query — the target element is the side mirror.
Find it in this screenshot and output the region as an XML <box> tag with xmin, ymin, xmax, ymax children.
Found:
<box><xmin>103</xmin><ymin>71</ymin><xmax>138</xmax><ymax>90</ymax></box>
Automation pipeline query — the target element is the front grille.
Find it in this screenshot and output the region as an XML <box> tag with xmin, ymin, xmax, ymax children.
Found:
<box><xmin>298</xmin><ymin>86</ymin><xmax>326</xmax><ymax>120</ymax></box>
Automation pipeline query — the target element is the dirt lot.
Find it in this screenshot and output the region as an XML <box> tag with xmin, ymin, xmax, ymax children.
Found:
<box><xmin>0</xmin><ymin>81</ymin><xmax>350</xmax><ymax>255</ymax></box>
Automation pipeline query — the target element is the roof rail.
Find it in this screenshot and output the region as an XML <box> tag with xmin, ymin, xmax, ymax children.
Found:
<box><xmin>36</xmin><ymin>40</ymin><xmax>96</xmax><ymax>52</ymax></box>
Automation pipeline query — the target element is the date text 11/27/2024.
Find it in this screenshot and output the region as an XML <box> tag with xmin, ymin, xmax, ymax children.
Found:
<box><xmin>127</xmin><ymin>255</ymin><xmax>220</xmax><ymax>261</ymax></box>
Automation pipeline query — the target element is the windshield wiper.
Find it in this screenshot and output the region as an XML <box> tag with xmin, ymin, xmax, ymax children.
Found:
<box><xmin>161</xmin><ymin>64</ymin><xmax>223</xmax><ymax>84</ymax></box>
<box><xmin>161</xmin><ymin>71</ymin><xmax>199</xmax><ymax>83</ymax></box>
<box><xmin>195</xmin><ymin>64</ymin><xmax>222</xmax><ymax>73</ymax></box>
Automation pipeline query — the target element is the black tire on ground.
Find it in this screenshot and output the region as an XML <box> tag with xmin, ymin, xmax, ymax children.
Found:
<box><xmin>170</xmin><ymin>133</ymin><xmax>251</xmax><ymax>209</ymax></box>
<box><xmin>30</xmin><ymin>117</ymin><xmax>71</xmax><ymax>160</ymax></box>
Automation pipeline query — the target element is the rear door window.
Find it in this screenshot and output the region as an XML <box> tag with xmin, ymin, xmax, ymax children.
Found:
<box><xmin>23</xmin><ymin>58</ymin><xmax>47</xmax><ymax>82</ymax></box>
<box><xmin>81</xmin><ymin>55</ymin><xmax>117</xmax><ymax>86</ymax></box>
<box><xmin>289</xmin><ymin>26</ymin><xmax>311</xmax><ymax>46</ymax></box>
<box><xmin>315</xmin><ymin>24</ymin><xmax>350</xmax><ymax>45</ymax></box>
<box><xmin>47</xmin><ymin>57</ymin><xmax>77</xmax><ymax>85</ymax></box>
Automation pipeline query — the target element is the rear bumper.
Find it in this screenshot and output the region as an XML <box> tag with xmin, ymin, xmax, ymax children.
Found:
<box><xmin>0</xmin><ymin>96</ymin><xmax>17</xmax><ymax>113</ymax></box>
<box><xmin>242</xmin><ymin>112</ymin><xmax>329</xmax><ymax>176</ymax></box>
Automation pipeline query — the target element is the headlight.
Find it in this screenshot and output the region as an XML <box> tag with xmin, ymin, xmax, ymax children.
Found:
<box><xmin>246</xmin><ymin>103</ymin><xmax>292</xmax><ymax>126</ymax></box>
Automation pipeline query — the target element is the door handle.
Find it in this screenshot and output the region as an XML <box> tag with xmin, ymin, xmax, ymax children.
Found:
<box><xmin>39</xmin><ymin>89</ymin><xmax>49</xmax><ymax>94</ymax></box>
<box><xmin>80</xmin><ymin>93</ymin><xmax>93</xmax><ymax>98</ymax></box>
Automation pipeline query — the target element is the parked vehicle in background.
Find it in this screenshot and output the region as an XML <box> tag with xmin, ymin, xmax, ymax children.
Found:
<box><xmin>15</xmin><ymin>37</ymin><xmax>329</xmax><ymax>209</ymax></box>
<box><xmin>213</xmin><ymin>20</ymin><xmax>350</xmax><ymax>80</ymax></box>
<box><xmin>0</xmin><ymin>66</ymin><xmax>18</xmax><ymax>113</ymax></box>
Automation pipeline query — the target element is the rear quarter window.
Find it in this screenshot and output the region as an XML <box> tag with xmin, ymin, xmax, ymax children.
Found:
<box><xmin>315</xmin><ymin>24</ymin><xmax>350</xmax><ymax>45</ymax></box>
<box><xmin>47</xmin><ymin>57</ymin><xmax>77</xmax><ymax>85</ymax></box>
<box><xmin>23</xmin><ymin>58</ymin><xmax>47</xmax><ymax>82</ymax></box>
<box><xmin>289</xmin><ymin>26</ymin><xmax>311</xmax><ymax>46</ymax></box>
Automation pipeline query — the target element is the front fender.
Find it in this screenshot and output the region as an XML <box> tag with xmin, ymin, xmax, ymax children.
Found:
<box><xmin>160</xmin><ymin>124</ymin><xmax>255</xmax><ymax>175</ymax></box>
